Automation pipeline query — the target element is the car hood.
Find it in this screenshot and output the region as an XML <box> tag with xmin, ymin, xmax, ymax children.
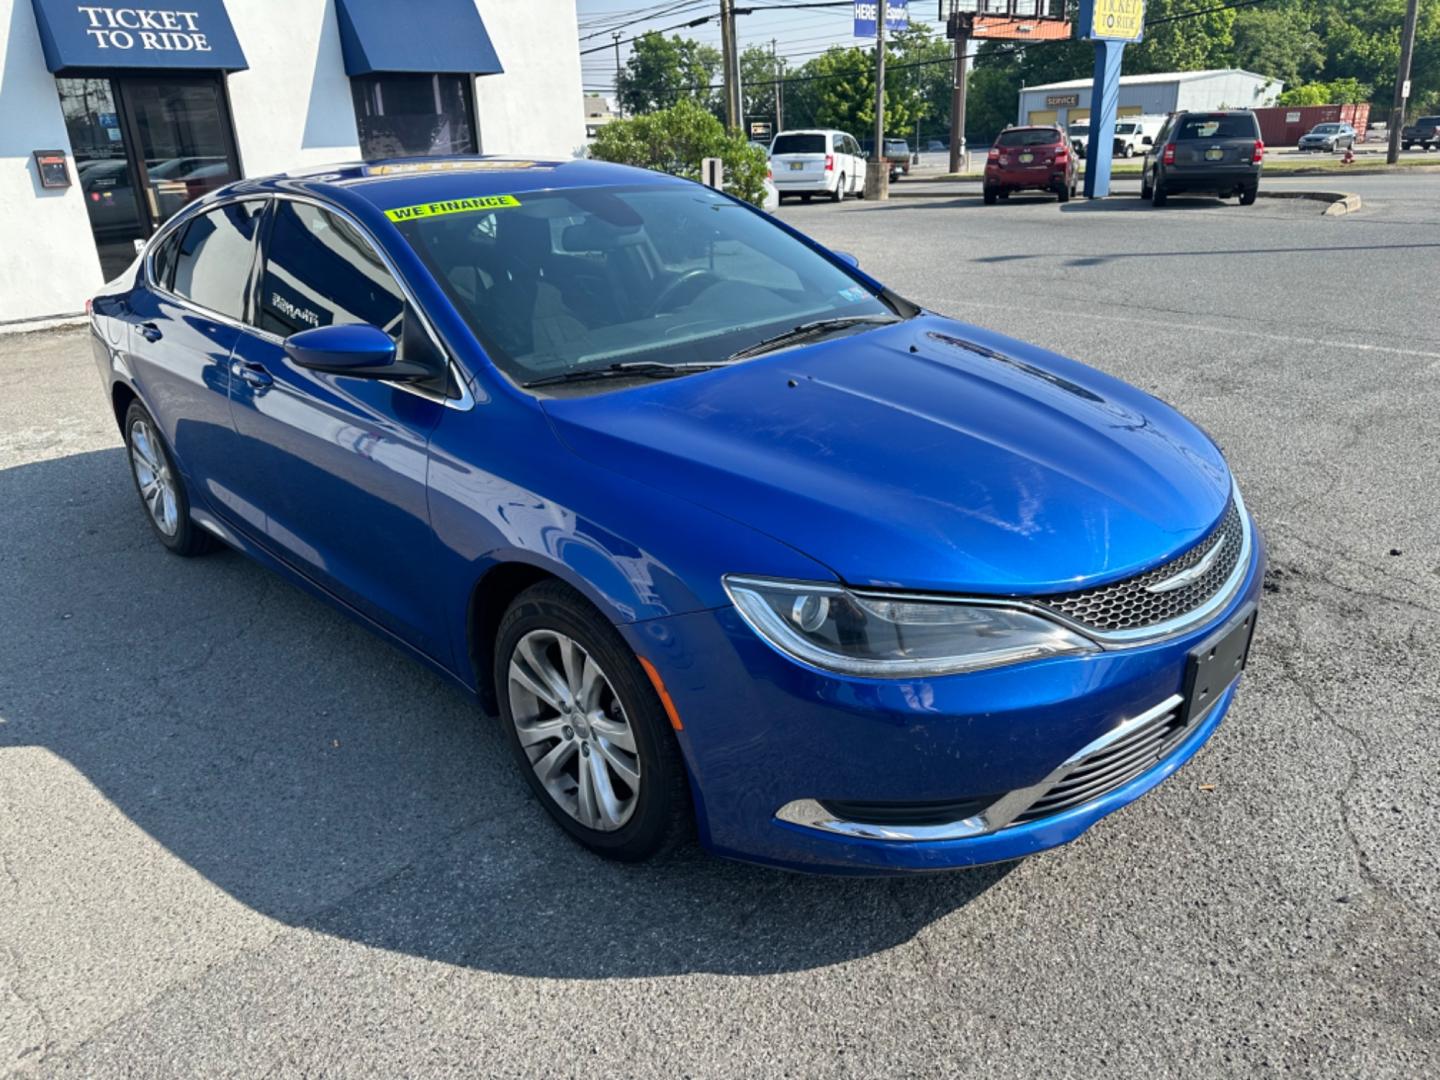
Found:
<box><xmin>540</xmin><ymin>315</ymin><xmax>1232</xmax><ymax>594</ymax></box>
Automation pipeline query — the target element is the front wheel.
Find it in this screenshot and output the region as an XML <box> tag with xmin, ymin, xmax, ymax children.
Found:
<box><xmin>495</xmin><ymin>581</ymin><xmax>693</xmax><ymax>862</ymax></box>
<box><xmin>123</xmin><ymin>401</ymin><xmax>214</xmax><ymax>556</ymax></box>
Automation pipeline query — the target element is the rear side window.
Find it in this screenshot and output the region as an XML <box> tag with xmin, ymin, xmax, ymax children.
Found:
<box><xmin>771</xmin><ymin>133</ymin><xmax>825</xmax><ymax>155</ymax></box>
<box><xmin>171</xmin><ymin>200</ymin><xmax>266</xmax><ymax>320</ymax></box>
<box><xmin>1175</xmin><ymin>114</ymin><xmax>1258</xmax><ymax>140</ymax></box>
<box><xmin>150</xmin><ymin>229</ymin><xmax>181</xmax><ymax>291</ymax></box>
<box><xmin>997</xmin><ymin>128</ymin><xmax>1060</xmax><ymax>147</ymax></box>
<box><xmin>256</xmin><ymin>200</ymin><xmax>405</xmax><ymax>339</ymax></box>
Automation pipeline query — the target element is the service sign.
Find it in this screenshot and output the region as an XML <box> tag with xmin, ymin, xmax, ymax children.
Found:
<box><xmin>854</xmin><ymin>0</ymin><xmax>909</xmax><ymax>39</ymax></box>
<box><xmin>30</xmin><ymin>0</ymin><xmax>249</xmax><ymax>71</ymax></box>
<box><xmin>1077</xmin><ymin>0</ymin><xmax>1145</xmax><ymax>42</ymax></box>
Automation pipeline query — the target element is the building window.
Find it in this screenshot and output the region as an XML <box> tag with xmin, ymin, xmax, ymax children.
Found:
<box><xmin>350</xmin><ymin>74</ymin><xmax>478</xmax><ymax>160</ymax></box>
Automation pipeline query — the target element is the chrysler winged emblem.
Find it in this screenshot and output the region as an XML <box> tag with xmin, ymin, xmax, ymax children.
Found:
<box><xmin>1145</xmin><ymin>535</ymin><xmax>1227</xmax><ymax>594</ymax></box>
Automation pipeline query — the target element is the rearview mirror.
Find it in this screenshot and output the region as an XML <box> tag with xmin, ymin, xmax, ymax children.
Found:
<box><xmin>285</xmin><ymin>324</ymin><xmax>400</xmax><ymax>377</ymax></box>
<box><xmin>833</xmin><ymin>250</ymin><xmax>860</xmax><ymax>269</ymax></box>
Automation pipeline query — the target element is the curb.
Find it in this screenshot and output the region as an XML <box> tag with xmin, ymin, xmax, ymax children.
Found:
<box><xmin>1258</xmin><ymin>190</ymin><xmax>1363</xmax><ymax>215</ymax></box>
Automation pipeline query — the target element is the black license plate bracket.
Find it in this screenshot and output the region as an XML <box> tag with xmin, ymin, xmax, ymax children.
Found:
<box><xmin>1182</xmin><ymin>602</ymin><xmax>1257</xmax><ymax>725</ymax></box>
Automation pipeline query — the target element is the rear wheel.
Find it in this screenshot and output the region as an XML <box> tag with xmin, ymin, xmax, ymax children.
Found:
<box><xmin>998</xmin><ymin>189</ymin><xmax>1010</xmax><ymax>201</ymax></box>
<box><xmin>495</xmin><ymin>581</ymin><xmax>693</xmax><ymax>862</ymax></box>
<box><xmin>831</xmin><ymin>175</ymin><xmax>845</xmax><ymax>202</ymax></box>
<box><xmin>1238</xmin><ymin>187</ymin><xmax>1258</xmax><ymax>206</ymax></box>
<box><xmin>1402</xmin><ymin>142</ymin><xmax>1412</xmax><ymax>151</ymax></box>
<box><xmin>983</xmin><ymin>187</ymin><xmax>998</xmax><ymax>205</ymax></box>
<box><xmin>801</xmin><ymin>193</ymin><xmax>812</xmax><ymax>204</ymax></box>
<box><xmin>123</xmin><ymin>401</ymin><xmax>214</xmax><ymax>556</ymax></box>
<box><xmin>1150</xmin><ymin>182</ymin><xmax>1168</xmax><ymax>207</ymax></box>
<box><xmin>1056</xmin><ymin>180</ymin><xmax>1071</xmax><ymax>203</ymax></box>
<box><xmin>1140</xmin><ymin>170</ymin><xmax>1153</xmax><ymax>199</ymax></box>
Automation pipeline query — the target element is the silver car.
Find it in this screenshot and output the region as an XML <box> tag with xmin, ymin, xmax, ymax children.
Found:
<box><xmin>1298</xmin><ymin>123</ymin><xmax>1356</xmax><ymax>152</ymax></box>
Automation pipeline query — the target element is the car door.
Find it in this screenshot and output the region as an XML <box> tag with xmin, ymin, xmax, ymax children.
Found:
<box><xmin>121</xmin><ymin>199</ymin><xmax>265</xmax><ymax>503</ymax></box>
<box><xmin>221</xmin><ymin>196</ymin><xmax>452</xmax><ymax>659</ymax></box>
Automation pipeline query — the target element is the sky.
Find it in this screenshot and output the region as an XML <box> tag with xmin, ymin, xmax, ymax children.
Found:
<box><xmin>576</xmin><ymin>1</ymin><xmax>950</xmax><ymax>98</ymax></box>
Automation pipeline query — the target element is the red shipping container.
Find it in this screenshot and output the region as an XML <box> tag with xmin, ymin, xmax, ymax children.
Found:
<box><xmin>1254</xmin><ymin>103</ymin><xmax>1372</xmax><ymax>145</ymax></box>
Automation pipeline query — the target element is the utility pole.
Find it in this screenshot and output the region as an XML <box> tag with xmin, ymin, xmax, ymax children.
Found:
<box><xmin>772</xmin><ymin>38</ymin><xmax>784</xmax><ymax>132</ymax></box>
<box><xmin>865</xmin><ymin>0</ymin><xmax>890</xmax><ymax>199</ymax></box>
<box><xmin>947</xmin><ymin>4</ymin><xmax>970</xmax><ymax>175</ymax></box>
<box><xmin>612</xmin><ymin>31</ymin><xmax>624</xmax><ymax>118</ymax></box>
<box><xmin>719</xmin><ymin>0</ymin><xmax>742</xmax><ymax>132</ymax></box>
<box><xmin>1387</xmin><ymin>0</ymin><xmax>1420</xmax><ymax>165</ymax></box>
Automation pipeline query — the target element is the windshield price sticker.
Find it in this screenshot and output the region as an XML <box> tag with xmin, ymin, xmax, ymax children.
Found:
<box><xmin>385</xmin><ymin>194</ymin><xmax>521</xmax><ymax>222</ymax></box>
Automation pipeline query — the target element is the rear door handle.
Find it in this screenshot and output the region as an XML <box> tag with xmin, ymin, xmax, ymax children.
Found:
<box><xmin>138</xmin><ymin>322</ymin><xmax>163</xmax><ymax>342</ymax></box>
<box><xmin>231</xmin><ymin>361</ymin><xmax>273</xmax><ymax>389</ymax></box>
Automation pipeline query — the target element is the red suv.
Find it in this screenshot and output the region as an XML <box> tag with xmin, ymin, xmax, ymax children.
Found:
<box><xmin>983</xmin><ymin>126</ymin><xmax>1077</xmax><ymax>204</ymax></box>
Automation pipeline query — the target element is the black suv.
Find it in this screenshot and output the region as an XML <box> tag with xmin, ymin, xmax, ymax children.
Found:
<box><xmin>1142</xmin><ymin>110</ymin><xmax>1263</xmax><ymax>207</ymax></box>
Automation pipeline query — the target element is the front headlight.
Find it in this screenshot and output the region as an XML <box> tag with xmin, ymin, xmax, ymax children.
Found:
<box><xmin>723</xmin><ymin>576</ymin><xmax>1098</xmax><ymax>678</ymax></box>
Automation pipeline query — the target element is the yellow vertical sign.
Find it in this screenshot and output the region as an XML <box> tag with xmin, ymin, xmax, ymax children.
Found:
<box><xmin>1092</xmin><ymin>0</ymin><xmax>1145</xmax><ymax>41</ymax></box>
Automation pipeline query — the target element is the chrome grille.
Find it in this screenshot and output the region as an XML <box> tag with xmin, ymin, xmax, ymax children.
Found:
<box><xmin>1008</xmin><ymin>705</ymin><xmax>1187</xmax><ymax>825</ymax></box>
<box><xmin>1036</xmin><ymin>498</ymin><xmax>1244</xmax><ymax>633</ymax></box>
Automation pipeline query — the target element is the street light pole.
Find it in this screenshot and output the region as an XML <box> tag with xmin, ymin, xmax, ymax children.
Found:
<box><xmin>1387</xmin><ymin>0</ymin><xmax>1420</xmax><ymax>165</ymax></box>
<box><xmin>948</xmin><ymin>5</ymin><xmax>970</xmax><ymax>175</ymax></box>
<box><xmin>866</xmin><ymin>0</ymin><xmax>890</xmax><ymax>200</ymax></box>
<box><xmin>612</xmin><ymin>31</ymin><xmax>623</xmax><ymax>118</ymax></box>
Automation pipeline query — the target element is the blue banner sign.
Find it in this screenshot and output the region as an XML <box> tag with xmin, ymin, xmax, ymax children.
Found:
<box><xmin>853</xmin><ymin>0</ymin><xmax>909</xmax><ymax>39</ymax></box>
<box><xmin>28</xmin><ymin>0</ymin><xmax>249</xmax><ymax>71</ymax></box>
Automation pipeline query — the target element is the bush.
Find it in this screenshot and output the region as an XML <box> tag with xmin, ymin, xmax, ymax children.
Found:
<box><xmin>590</xmin><ymin>99</ymin><xmax>769</xmax><ymax>207</ymax></box>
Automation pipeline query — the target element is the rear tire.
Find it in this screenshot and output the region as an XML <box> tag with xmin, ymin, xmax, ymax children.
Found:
<box><xmin>1238</xmin><ymin>187</ymin><xmax>1258</xmax><ymax>206</ymax></box>
<box><xmin>1402</xmin><ymin>142</ymin><xmax>1412</xmax><ymax>151</ymax></box>
<box><xmin>494</xmin><ymin>580</ymin><xmax>693</xmax><ymax>863</ymax></box>
<box><xmin>1151</xmin><ymin>183</ymin><xmax>1168</xmax><ymax>207</ymax></box>
<box><xmin>1056</xmin><ymin>181</ymin><xmax>1070</xmax><ymax>203</ymax></box>
<box><xmin>123</xmin><ymin>401</ymin><xmax>215</xmax><ymax>557</ymax></box>
<box><xmin>998</xmin><ymin>189</ymin><xmax>1010</xmax><ymax>201</ymax></box>
<box><xmin>983</xmin><ymin>187</ymin><xmax>998</xmax><ymax>205</ymax></box>
<box><xmin>1140</xmin><ymin>171</ymin><xmax>1153</xmax><ymax>199</ymax></box>
<box><xmin>831</xmin><ymin>175</ymin><xmax>845</xmax><ymax>202</ymax></box>
<box><xmin>801</xmin><ymin>193</ymin><xmax>812</xmax><ymax>204</ymax></box>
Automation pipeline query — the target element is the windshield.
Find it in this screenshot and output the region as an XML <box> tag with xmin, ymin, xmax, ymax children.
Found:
<box><xmin>1115</xmin><ymin>123</ymin><xmax>1138</xmax><ymax>134</ymax></box>
<box><xmin>884</xmin><ymin>140</ymin><xmax>907</xmax><ymax>153</ymax></box>
<box><xmin>1176</xmin><ymin>114</ymin><xmax>1258</xmax><ymax>140</ymax></box>
<box><xmin>394</xmin><ymin>185</ymin><xmax>894</xmax><ymax>387</ymax></box>
<box><xmin>772</xmin><ymin>133</ymin><xmax>826</xmax><ymax>155</ymax></box>
<box><xmin>1067</xmin><ymin>124</ymin><xmax>1087</xmax><ymax>136</ymax></box>
<box><xmin>997</xmin><ymin>128</ymin><xmax>1059</xmax><ymax>147</ymax></box>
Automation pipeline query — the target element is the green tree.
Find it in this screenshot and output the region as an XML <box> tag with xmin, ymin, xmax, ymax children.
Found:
<box><xmin>1278</xmin><ymin>77</ymin><xmax>1371</xmax><ymax>106</ymax></box>
<box><xmin>1125</xmin><ymin>0</ymin><xmax>1236</xmax><ymax>74</ymax></box>
<box><xmin>616</xmin><ymin>33</ymin><xmax>722</xmax><ymax>116</ymax></box>
<box><xmin>589</xmin><ymin>98</ymin><xmax>769</xmax><ymax>206</ymax></box>
<box><xmin>1232</xmin><ymin>5</ymin><xmax>1327</xmax><ymax>88</ymax></box>
<box><xmin>741</xmin><ymin>43</ymin><xmax>780</xmax><ymax>130</ymax></box>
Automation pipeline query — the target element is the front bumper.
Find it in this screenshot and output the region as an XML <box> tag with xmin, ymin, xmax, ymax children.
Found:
<box><xmin>623</xmin><ymin>523</ymin><xmax>1265</xmax><ymax>875</ymax></box>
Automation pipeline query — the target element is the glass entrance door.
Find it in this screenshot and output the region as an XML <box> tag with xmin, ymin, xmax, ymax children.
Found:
<box><xmin>56</xmin><ymin>74</ymin><xmax>241</xmax><ymax>279</ymax></box>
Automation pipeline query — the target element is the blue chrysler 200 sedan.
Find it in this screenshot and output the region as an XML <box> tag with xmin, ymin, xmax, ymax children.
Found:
<box><xmin>88</xmin><ymin>157</ymin><xmax>1263</xmax><ymax>874</ymax></box>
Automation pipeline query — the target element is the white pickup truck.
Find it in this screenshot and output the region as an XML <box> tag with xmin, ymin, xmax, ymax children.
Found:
<box><xmin>1113</xmin><ymin>116</ymin><xmax>1167</xmax><ymax>158</ymax></box>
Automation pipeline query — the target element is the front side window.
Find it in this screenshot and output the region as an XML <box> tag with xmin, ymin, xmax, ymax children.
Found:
<box><xmin>395</xmin><ymin>185</ymin><xmax>897</xmax><ymax>387</ymax></box>
<box><xmin>257</xmin><ymin>201</ymin><xmax>404</xmax><ymax>339</ymax></box>
<box><xmin>351</xmin><ymin>74</ymin><xmax>478</xmax><ymax>160</ymax></box>
<box><xmin>171</xmin><ymin>200</ymin><xmax>266</xmax><ymax>320</ymax></box>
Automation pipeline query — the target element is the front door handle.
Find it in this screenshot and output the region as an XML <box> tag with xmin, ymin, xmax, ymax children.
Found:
<box><xmin>231</xmin><ymin>361</ymin><xmax>273</xmax><ymax>390</ymax></box>
<box><xmin>138</xmin><ymin>322</ymin><xmax>163</xmax><ymax>343</ymax></box>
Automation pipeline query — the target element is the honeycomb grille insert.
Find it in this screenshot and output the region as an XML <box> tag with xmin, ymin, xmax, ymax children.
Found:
<box><xmin>1035</xmin><ymin>498</ymin><xmax>1244</xmax><ymax>634</ymax></box>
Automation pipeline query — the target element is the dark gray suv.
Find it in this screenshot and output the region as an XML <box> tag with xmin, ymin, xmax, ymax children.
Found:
<box><xmin>1142</xmin><ymin>111</ymin><xmax>1263</xmax><ymax>207</ymax></box>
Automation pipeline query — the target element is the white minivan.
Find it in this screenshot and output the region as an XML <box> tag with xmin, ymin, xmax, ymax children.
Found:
<box><xmin>768</xmin><ymin>129</ymin><xmax>868</xmax><ymax>202</ymax></box>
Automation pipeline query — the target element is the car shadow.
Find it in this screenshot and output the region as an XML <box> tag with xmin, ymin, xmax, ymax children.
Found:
<box><xmin>0</xmin><ymin>448</ymin><xmax>1011</xmax><ymax>980</ymax></box>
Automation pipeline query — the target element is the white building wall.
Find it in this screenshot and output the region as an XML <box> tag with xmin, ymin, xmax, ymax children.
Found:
<box><xmin>0</xmin><ymin>0</ymin><xmax>585</xmax><ymax>326</ymax></box>
<box><xmin>472</xmin><ymin>0</ymin><xmax>585</xmax><ymax>159</ymax></box>
<box><xmin>1174</xmin><ymin>72</ymin><xmax>1278</xmax><ymax>111</ymax></box>
<box><xmin>225</xmin><ymin>0</ymin><xmax>361</xmax><ymax>176</ymax></box>
<box><xmin>0</xmin><ymin>0</ymin><xmax>106</xmax><ymax>322</ymax></box>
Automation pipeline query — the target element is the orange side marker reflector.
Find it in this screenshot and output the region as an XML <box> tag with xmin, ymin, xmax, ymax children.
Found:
<box><xmin>638</xmin><ymin>656</ymin><xmax>684</xmax><ymax>731</ymax></box>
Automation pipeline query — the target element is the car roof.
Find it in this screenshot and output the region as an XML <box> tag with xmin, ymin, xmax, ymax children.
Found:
<box><xmin>190</xmin><ymin>155</ymin><xmax>691</xmax><ymax>218</ymax></box>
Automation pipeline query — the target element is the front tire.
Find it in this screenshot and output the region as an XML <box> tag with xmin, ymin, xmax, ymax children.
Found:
<box><xmin>495</xmin><ymin>580</ymin><xmax>693</xmax><ymax>862</ymax></box>
<box><xmin>123</xmin><ymin>401</ymin><xmax>214</xmax><ymax>556</ymax></box>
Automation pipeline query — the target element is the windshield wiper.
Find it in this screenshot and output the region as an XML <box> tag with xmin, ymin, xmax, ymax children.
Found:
<box><xmin>522</xmin><ymin>360</ymin><xmax>721</xmax><ymax>389</ymax></box>
<box><xmin>724</xmin><ymin>315</ymin><xmax>900</xmax><ymax>364</ymax></box>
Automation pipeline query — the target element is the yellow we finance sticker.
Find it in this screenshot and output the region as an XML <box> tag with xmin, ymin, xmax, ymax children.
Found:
<box><xmin>384</xmin><ymin>194</ymin><xmax>521</xmax><ymax>222</ymax></box>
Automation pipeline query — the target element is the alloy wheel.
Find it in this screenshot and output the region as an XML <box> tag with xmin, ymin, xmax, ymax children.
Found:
<box><xmin>129</xmin><ymin>418</ymin><xmax>178</xmax><ymax>536</ymax></box>
<box><xmin>506</xmin><ymin>628</ymin><xmax>641</xmax><ymax>832</ymax></box>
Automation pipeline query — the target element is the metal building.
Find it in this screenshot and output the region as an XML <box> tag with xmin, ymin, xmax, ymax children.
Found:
<box><xmin>1017</xmin><ymin>69</ymin><xmax>1281</xmax><ymax>129</ymax></box>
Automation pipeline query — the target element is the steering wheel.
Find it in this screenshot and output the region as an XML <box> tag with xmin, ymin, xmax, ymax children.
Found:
<box><xmin>646</xmin><ymin>269</ymin><xmax>721</xmax><ymax>316</ymax></box>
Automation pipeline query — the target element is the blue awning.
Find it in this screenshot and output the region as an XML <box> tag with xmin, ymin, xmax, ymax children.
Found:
<box><xmin>30</xmin><ymin>0</ymin><xmax>248</xmax><ymax>73</ymax></box>
<box><xmin>335</xmin><ymin>0</ymin><xmax>503</xmax><ymax>77</ymax></box>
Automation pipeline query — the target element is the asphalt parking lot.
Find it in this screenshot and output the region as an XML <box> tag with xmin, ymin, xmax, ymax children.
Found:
<box><xmin>3</xmin><ymin>174</ymin><xmax>1437</xmax><ymax>1077</ymax></box>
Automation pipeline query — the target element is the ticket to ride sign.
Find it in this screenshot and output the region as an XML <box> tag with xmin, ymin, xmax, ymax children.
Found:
<box><xmin>1078</xmin><ymin>0</ymin><xmax>1145</xmax><ymax>42</ymax></box>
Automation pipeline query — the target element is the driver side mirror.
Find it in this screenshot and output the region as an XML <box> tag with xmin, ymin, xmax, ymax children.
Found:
<box><xmin>832</xmin><ymin>250</ymin><xmax>860</xmax><ymax>269</ymax></box>
<box><xmin>284</xmin><ymin>323</ymin><xmax>432</xmax><ymax>382</ymax></box>
<box><xmin>1142</xmin><ymin>136</ymin><xmax>1153</xmax><ymax>146</ymax></box>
